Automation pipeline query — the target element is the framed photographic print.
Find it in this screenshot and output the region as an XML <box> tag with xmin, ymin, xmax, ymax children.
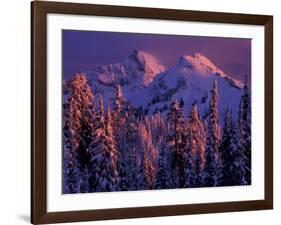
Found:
<box><xmin>31</xmin><ymin>1</ymin><xmax>273</xmax><ymax>224</ymax></box>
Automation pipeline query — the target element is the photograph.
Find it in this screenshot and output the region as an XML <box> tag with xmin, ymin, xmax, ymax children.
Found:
<box><xmin>30</xmin><ymin>2</ymin><xmax>273</xmax><ymax>223</ymax></box>
<box><xmin>62</xmin><ymin>30</ymin><xmax>252</xmax><ymax>194</ymax></box>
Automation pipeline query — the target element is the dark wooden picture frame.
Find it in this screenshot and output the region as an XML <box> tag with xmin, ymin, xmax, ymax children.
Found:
<box><xmin>31</xmin><ymin>1</ymin><xmax>273</xmax><ymax>224</ymax></box>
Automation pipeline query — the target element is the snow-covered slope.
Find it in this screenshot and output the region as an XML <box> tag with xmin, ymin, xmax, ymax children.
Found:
<box><xmin>129</xmin><ymin>53</ymin><xmax>243</xmax><ymax>123</ymax></box>
<box><xmin>64</xmin><ymin>51</ymin><xmax>244</xmax><ymax>123</ymax></box>
<box><xmin>86</xmin><ymin>49</ymin><xmax>166</xmax><ymax>87</ymax></box>
<box><xmin>77</xmin><ymin>50</ymin><xmax>166</xmax><ymax>105</ymax></box>
<box><xmin>177</xmin><ymin>53</ymin><xmax>243</xmax><ymax>88</ymax></box>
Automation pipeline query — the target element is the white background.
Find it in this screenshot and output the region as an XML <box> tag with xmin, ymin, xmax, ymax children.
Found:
<box><xmin>0</xmin><ymin>0</ymin><xmax>279</xmax><ymax>224</ymax></box>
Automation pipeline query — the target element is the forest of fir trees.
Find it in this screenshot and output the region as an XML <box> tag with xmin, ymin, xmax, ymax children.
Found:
<box><xmin>63</xmin><ymin>73</ymin><xmax>251</xmax><ymax>194</ymax></box>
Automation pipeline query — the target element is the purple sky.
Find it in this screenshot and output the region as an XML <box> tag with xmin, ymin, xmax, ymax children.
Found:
<box><xmin>63</xmin><ymin>30</ymin><xmax>251</xmax><ymax>81</ymax></box>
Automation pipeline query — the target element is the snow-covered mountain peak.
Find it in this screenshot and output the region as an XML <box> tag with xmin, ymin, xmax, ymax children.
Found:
<box><xmin>86</xmin><ymin>50</ymin><xmax>166</xmax><ymax>88</ymax></box>
<box><xmin>65</xmin><ymin>51</ymin><xmax>246</xmax><ymax>124</ymax></box>
<box><xmin>176</xmin><ymin>53</ymin><xmax>243</xmax><ymax>89</ymax></box>
<box><xmin>178</xmin><ymin>53</ymin><xmax>224</xmax><ymax>77</ymax></box>
<box><xmin>125</xmin><ymin>50</ymin><xmax>167</xmax><ymax>86</ymax></box>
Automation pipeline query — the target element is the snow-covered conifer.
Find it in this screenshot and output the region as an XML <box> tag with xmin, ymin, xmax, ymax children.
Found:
<box><xmin>136</xmin><ymin>147</ymin><xmax>149</xmax><ymax>190</ymax></box>
<box><xmin>63</xmin><ymin>73</ymin><xmax>94</xmax><ymax>193</ymax></box>
<box><xmin>88</xmin><ymin>95</ymin><xmax>120</xmax><ymax>192</ymax></box>
<box><xmin>113</xmin><ymin>84</ymin><xmax>124</xmax><ymax>119</ymax></box>
<box><xmin>185</xmin><ymin>105</ymin><xmax>206</xmax><ymax>187</ymax></box>
<box><xmin>238</xmin><ymin>75</ymin><xmax>251</xmax><ymax>184</ymax></box>
<box><xmin>220</xmin><ymin>108</ymin><xmax>248</xmax><ymax>186</ymax></box>
<box><xmin>202</xmin><ymin>80</ymin><xmax>222</xmax><ymax>187</ymax></box>
<box><xmin>155</xmin><ymin>143</ymin><xmax>172</xmax><ymax>189</ymax></box>
<box><xmin>167</xmin><ymin>100</ymin><xmax>186</xmax><ymax>188</ymax></box>
<box><xmin>115</xmin><ymin>97</ymin><xmax>139</xmax><ymax>191</ymax></box>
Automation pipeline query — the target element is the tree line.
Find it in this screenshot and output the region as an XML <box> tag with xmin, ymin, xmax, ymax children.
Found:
<box><xmin>63</xmin><ymin>73</ymin><xmax>251</xmax><ymax>193</ymax></box>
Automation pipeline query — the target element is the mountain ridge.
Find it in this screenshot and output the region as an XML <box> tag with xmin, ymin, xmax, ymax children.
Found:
<box><xmin>64</xmin><ymin>50</ymin><xmax>245</xmax><ymax>123</ymax></box>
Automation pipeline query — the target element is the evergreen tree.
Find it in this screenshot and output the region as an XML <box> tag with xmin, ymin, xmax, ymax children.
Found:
<box><xmin>167</xmin><ymin>100</ymin><xmax>186</xmax><ymax>188</ymax></box>
<box><xmin>136</xmin><ymin>147</ymin><xmax>149</xmax><ymax>190</ymax></box>
<box><xmin>220</xmin><ymin>109</ymin><xmax>248</xmax><ymax>186</ymax></box>
<box><xmin>137</xmin><ymin>122</ymin><xmax>157</xmax><ymax>189</ymax></box>
<box><xmin>63</xmin><ymin>144</ymin><xmax>79</xmax><ymax>193</ymax></box>
<box><xmin>155</xmin><ymin>142</ymin><xmax>173</xmax><ymax>189</ymax></box>
<box><xmin>185</xmin><ymin>105</ymin><xmax>206</xmax><ymax>187</ymax></box>
<box><xmin>229</xmin><ymin>123</ymin><xmax>248</xmax><ymax>185</ymax></box>
<box><xmin>105</xmin><ymin>104</ymin><xmax>119</xmax><ymax>172</ymax></box>
<box><xmin>220</xmin><ymin>108</ymin><xmax>233</xmax><ymax>186</ymax></box>
<box><xmin>88</xmin><ymin>95</ymin><xmax>120</xmax><ymax>192</ymax></box>
<box><xmin>238</xmin><ymin>75</ymin><xmax>251</xmax><ymax>184</ymax></box>
<box><xmin>63</xmin><ymin>73</ymin><xmax>94</xmax><ymax>193</ymax></box>
<box><xmin>122</xmin><ymin>147</ymin><xmax>138</xmax><ymax>191</ymax></box>
<box><xmin>112</xmin><ymin>85</ymin><xmax>127</xmax><ymax>189</ymax></box>
<box><xmin>143</xmin><ymin>113</ymin><xmax>167</xmax><ymax>169</ymax></box>
<box><xmin>112</xmin><ymin>85</ymin><xmax>139</xmax><ymax>190</ymax></box>
<box><xmin>183</xmin><ymin>142</ymin><xmax>194</xmax><ymax>188</ymax></box>
<box><xmin>112</xmin><ymin>85</ymin><xmax>126</xmax><ymax>160</ymax></box>
<box><xmin>202</xmin><ymin>80</ymin><xmax>222</xmax><ymax>187</ymax></box>
<box><xmin>144</xmin><ymin>151</ymin><xmax>156</xmax><ymax>189</ymax></box>
<box><xmin>120</xmin><ymin>110</ymin><xmax>139</xmax><ymax>190</ymax></box>
<box><xmin>113</xmin><ymin>84</ymin><xmax>124</xmax><ymax>119</ymax></box>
